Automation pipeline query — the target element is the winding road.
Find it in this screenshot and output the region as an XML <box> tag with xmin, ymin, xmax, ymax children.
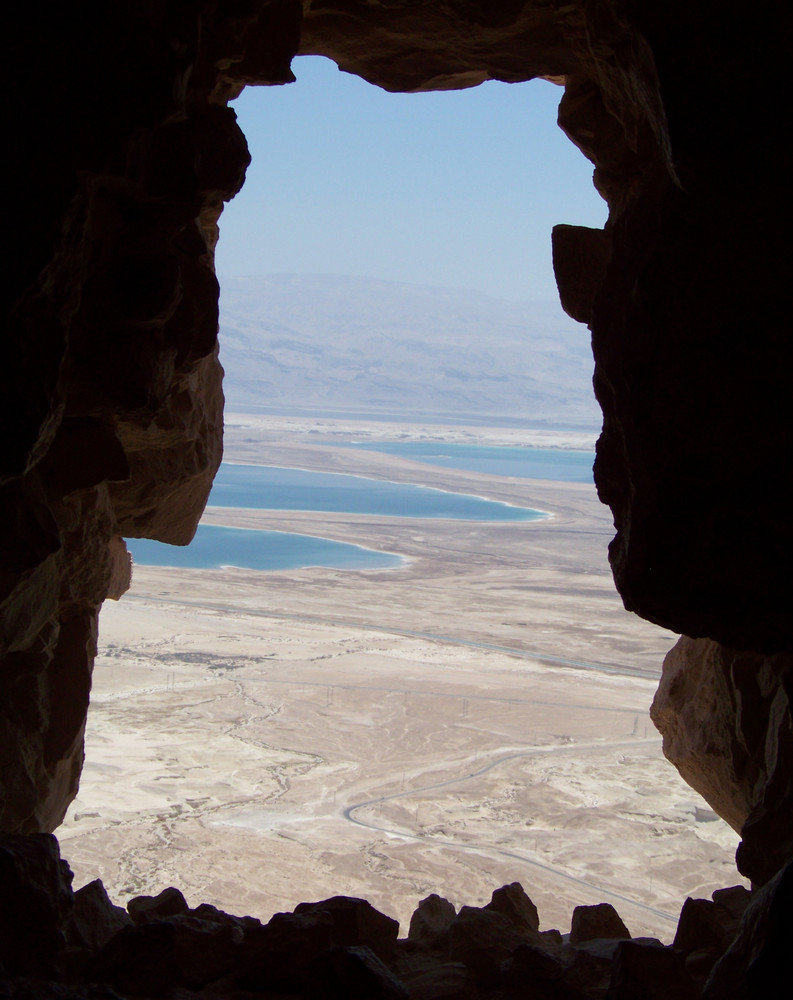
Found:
<box><xmin>118</xmin><ymin>593</ymin><xmax>675</xmax><ymax>926</ymax></box>
<box><xmin>342</xmin><ymin>737</ymin><xmax>678</xmax><ymax>925</ymax></box>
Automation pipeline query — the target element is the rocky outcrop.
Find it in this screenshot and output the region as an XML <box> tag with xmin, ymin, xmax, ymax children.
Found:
<box><xmin>569</xmin><ymin>902</ymin><xmax>630</xmax><ymax>945</ymax></box>
<box><xmin>0</xmin><ymin>833</ymin><xmax>74</xmax><ymax>979</ymax></box>
<box><xmin>0</xmin><ymin>834</ymin><xmax>765</xmax><ymax>999</ymax></box>
<box><xmin>651</xmin><ymin>638</ymin><xmax>793</xmax><ymax>886</ymax></box>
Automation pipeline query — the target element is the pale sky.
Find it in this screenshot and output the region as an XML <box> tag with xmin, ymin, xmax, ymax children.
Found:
<box><xmin>216</xmin><ymin>55</ymin><xmax>607</xmax><ymax>302</ymax></box>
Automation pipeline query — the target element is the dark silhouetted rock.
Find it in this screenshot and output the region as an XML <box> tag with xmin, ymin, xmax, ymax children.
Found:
<box><xmin>238</xmin><ymin>909</ymin><xmax>334</xmax><ymax>993</ymax></box>
<box><xmin>711</xmin><ymin>886</ymin><xmax>751</xmax><ymax>924</ymax></box>
<box><xmin>402</xmin><ymin>960</ymin><xmax>479</xmax><ymax>1000</ymax></box>
<box><xmin>502</xmin><ymin>943</ymin><xmax>583</xmax><ymax>1000</ymax></box>
<box><xmin>66</xmin><ymin>878</ymin><xmax>131</xmax><ymax>955</ymax></box>
<box><xmin>1</xmin><ymin>0</ymin><xmax>791</xmax><ymax>990</ymax></box>
<box><xmin>127</xmin><ymin>886</ymin><xmax>189</xmax><ymax>924</ymax></box>
<box><xmin>449</xmin><ymin>905</ymin><xmax>534</xmax><ymax>989</ymax></box>
<box><xmin>566</xmin><ymin>939</ymin><xmax>622</xmax><ymax>996</ymax></box>
<box><xmin>485</xmin><ymin>881</ymin><xmax>540</xmax><ymax>934</ymax></box>
<box><xmin>608</xmin><ymin>940</ymin><xmax>697</xmax><ymax>1000</ymax></box>
<box><xmin>674</xmin><ymin>895</ymin><xmax>745</xmax><ymax>958</ymax></box>
<box><xmin>705</xmin><ymin>861</ymin><xmax>793</xmax><ymax>999</ymax></box>
<box><xmin>295</xmin><ymin>895</ymin><xmax>399</xmax><ymax>962</ymax></box>
<box><xmin>651</xmin><ymin>639</ymin><xmax>793</xmax><ymax>886</ymax></box>
<box><xmin>0</xmin><ymin>833</ymin><xmax>73</xmax><ymax>977</ymax></box>
<box><xmin>0</xmin><ymin>981</ymin><xmax>125</xmax><ymax>998</ymax></box>
<box><xmin>408</xmin><ymin>893</ymin><xmax>457</xmax><ymax>952</ymax></box>
<box><xmin>573</xmin><ymin>936</ymin><xmax>625</xmax><ymax>962</ymax></box>
<box><xmin>552</xmin><ymin>223</ymin><xmax>611</xmax><ymax>325</ymax></box>
<box><xmin>570</xmin><ymin>902</ymin><xmax>631</xmax><ymax>945</ymax></box>
<box><xmin>90</xmin><ymin>914</ymin><xmax>242</xmax><ymax>996</ymax></box>
<box><xmin>305</xmin><ymin>945</ymin><xmax>409</xmax><ymax>1000</ymax></box>
<box><xmin>189</xmin><ymin>900</ymin><xmax>262</xmax><ymax>931</ymax></box>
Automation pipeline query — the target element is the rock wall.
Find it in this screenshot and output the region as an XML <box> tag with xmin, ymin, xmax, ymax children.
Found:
<box><xmin>652</xmin><ymin>639</ymin><xmax>793</xmax><ymax>887</ymax></box>
<box><xmin>1</xmin><ymin>0</ymin><xmax>791</xmax><ymax>976</ymax></box>
<box><xmin>2</xmin><ymin>2</ymin><xmax>298</xmax><ymax>831</ymax></box>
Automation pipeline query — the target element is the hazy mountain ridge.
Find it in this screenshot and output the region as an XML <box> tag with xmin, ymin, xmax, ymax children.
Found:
<box><xmin>218</xmin><ymin>274</ymin><xmax>601</xmax><ymax>427</ymax></box>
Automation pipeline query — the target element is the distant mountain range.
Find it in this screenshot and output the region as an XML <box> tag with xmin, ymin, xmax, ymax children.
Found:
<box><xmin>217</xmin><ymin>274</ymin><xmax>601</xmax><ymax>429</ymax></box>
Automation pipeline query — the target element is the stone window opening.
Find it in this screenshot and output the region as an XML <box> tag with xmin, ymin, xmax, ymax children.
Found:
<box><xmin>59</xmin><ymin>57</ymin><xmax>738</xmax><ymax>943</ymax></box>
<box><xmin>2</xmin><ymin>7</ymin><xmax>788</xmax><ymax>994</ymax></box>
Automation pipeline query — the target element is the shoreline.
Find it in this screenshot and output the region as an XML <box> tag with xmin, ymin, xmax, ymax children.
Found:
<box><xmin>209</xmin><ymin>461</ymin><xmax>552</xmax><ymax>518</ymax></box>
<box><xmin>128</xmin><ymin>523</ymin><xmax>408</xmax><ymax>574</ymax></box>
<box><xmin>225</xmin><ymin>411</ymin><xmax>599</xmax><ymax>451</ymax></box>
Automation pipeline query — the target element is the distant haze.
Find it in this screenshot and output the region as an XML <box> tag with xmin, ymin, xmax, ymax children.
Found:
<box><xmin>218</xmin><ymin>274</ymin><xmax>601</xmax><ymax>429</ymax></box>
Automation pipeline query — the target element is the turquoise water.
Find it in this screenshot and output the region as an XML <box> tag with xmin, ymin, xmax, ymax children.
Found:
<box><xmin>343</xmin><ymin>441</ymin><xmax>594</xmax><ymax>482</ymax></box>
<box><xmin>127</xmin><ymin>525</ymin><xmax>402</xmax><ymax>572</ymax></box>
<box><xmin>127</xmin><ymin>455</ymin><xmax>552</xmax><ymax>572</ymax></box>
<box><xmin>208</xmin><ymin>464</ymin><xmax>545</xmax><ymax>522</ymax></box>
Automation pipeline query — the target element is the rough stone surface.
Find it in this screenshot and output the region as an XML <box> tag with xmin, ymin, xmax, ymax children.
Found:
<box><xmin>3</xmin><ymin>2</ymin><xmax>270</xmax><ymax>834</ymax></box>
<box><xmin>552</xmin><ymin>224</ymin><xmax>612</xmax><ymax>326</ymax></box>
<box><xmin>651</xmin><ymin>638</ymin><xmax>793</xmax><ymax>885</ymax></box>
<box><xmin>127</xmin><ymin>886</ymin><xmax>189</xmax><ymax>925</ymax></box>
<box><xmin>485</xmin><ymin>880</ymin><xmax>541</xmax><ymax>934</ymax></box>
<box><xmin>502</xmin><ymin>943</ymin><xmax>581</xmax><ymax>999</ymax></box>
<box><xmin>400</xmin><ymin>960</ymin><xmax>478</xmax><ymax>1000</ymax></box>
<box><xmin>673</xmin><ymin>895</ymin><xmax>747</xmax><ymax>958</ymax></box>
<box><xmin>90</xmin><ymin>914</ymin><xmax>244</xmax><ymax>996</ymax></box>
<box><xmin>570</xmin><ymin>902</ymin><xmax>631</xmax><ymax>945</ymax></box>
<box><xmin>0</xmin><ymin>853</ymin><xmax>782</xmax><ymax>1000</ymax></box>
<box><xmin>710</xmin><ymin>887</ymin><xmax>752</xmax><ymax>924</ymax></box>
<box><xmin>65</xmin><ymin>878</ymin><xmax>132</xmax><ymax>956</ymax></box>
<box><xmin>408</xmin><ymin>893</ymin><xmax>457</xmax><ymax>952</ymax></box>
<box><xmin>705</xmin><ymin>861</ymin><xmax>793</xmax><ymax>1000</ymax></box>
<box><xmin>608</xmin><ymin>939</ymin><xmax>698</xmax><ymax>999</ymax></box>
<box><xmin>449</xmin><ymin>904</ymin><xmax>538</xmax><ymax>988</ymax></box>
<box><xmin>294</xmin><ymin>895</ymin><xmax>400</xmax><ymax>963</ymax></box>
<box><xmin>238</xmin><ymin>910</ymin><xmax>333</xmax><ymax>992</ymax></box>
<box><xmin>0</xmin><ymin>833</ymin><xmax>73</xmax><ymax>978</ymax></box>
<box><xmin>305</xmin><ymin>945</ymin><xmax>410</xmax><ymax>1000</ymax></box>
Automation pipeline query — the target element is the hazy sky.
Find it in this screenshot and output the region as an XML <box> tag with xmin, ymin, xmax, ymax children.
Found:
<box><xmin>216</xmin><ymin>56</ymin><xmax>606</xmax><ymax>302</ymax></box>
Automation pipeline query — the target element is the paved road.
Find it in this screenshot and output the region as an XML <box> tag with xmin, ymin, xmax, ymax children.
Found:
<box><xmin>343</xmin><ymin>737</ymin><xmax>678</xmax><ymax>925</ymax></box>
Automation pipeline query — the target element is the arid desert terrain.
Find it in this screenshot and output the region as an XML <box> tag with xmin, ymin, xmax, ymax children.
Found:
<box><xmin>58</xmin><ymin>415</ymin><xmax>747</xmax><ymax>941</ymax></box>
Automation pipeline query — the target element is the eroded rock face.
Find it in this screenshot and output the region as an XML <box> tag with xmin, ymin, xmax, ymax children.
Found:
<box><xmin>652</xmin><ymin>638</ymin><xmax>793</xmax><ymax>887</ymax></box>
<box><xmin>2</xmin><ymin>2</ymin><xmax>296</xmax><ymax>832</ymax></box>
<box><xmin>2</xmin><ymin>0</ymin><xmax>791</xmax><ymax>974</ymax></box>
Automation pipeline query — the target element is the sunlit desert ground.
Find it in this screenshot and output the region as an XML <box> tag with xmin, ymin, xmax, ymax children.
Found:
<box><xmin>58</xmin><ymin>415</ymin><xmax>746</xmax><ymax>941</ymax></box>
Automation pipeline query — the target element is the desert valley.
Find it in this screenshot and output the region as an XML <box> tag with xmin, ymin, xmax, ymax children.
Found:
<box><xmin>57</xmin><ymin>413</ymin><xmax>747</xmax><ymax>942</ymax></box>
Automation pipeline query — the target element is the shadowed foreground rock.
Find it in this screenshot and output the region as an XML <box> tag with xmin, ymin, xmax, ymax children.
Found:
<box><xmin>0</xmin><ymin>834</ymin><xmax>773</xmax><ymax>999</ymax></box>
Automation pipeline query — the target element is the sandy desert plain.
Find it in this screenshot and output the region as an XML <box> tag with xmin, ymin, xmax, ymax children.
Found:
<box><xmin>58</xmin><ymin>413</ymin><xmax>748</xmax><ymax>942</ymax></box>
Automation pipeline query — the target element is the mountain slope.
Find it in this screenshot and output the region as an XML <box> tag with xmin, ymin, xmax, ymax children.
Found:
<box><xmin>218</xmin><ymin>274</ymin><xmax>600</xmax><ymax>428</ymax></box>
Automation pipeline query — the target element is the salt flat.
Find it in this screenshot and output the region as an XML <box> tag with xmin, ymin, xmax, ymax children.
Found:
<box><xmin>58</xmin><ymin>416</ymin><xmax>745</xmax><ymax>941</ymax></box>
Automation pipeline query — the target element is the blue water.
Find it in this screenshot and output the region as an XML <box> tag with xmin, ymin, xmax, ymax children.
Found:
<box><xmin>208</xmin><ymin>464</ymin><xmax>545</xmax><ymax>522</ymax></box>
<box><xmin>343</xmin><ymin>441</ymin><xmax>594</xmax><ymax>482</ymax></box>
<box><xmin>127</xmin><ymin>525</ymin><xmax>402</xmax><ymax>572</ymax></box>
<box><xmin>127</xmin><ymin>456</ymin><xmax>553</xmax><ymax>572</ymax></box>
